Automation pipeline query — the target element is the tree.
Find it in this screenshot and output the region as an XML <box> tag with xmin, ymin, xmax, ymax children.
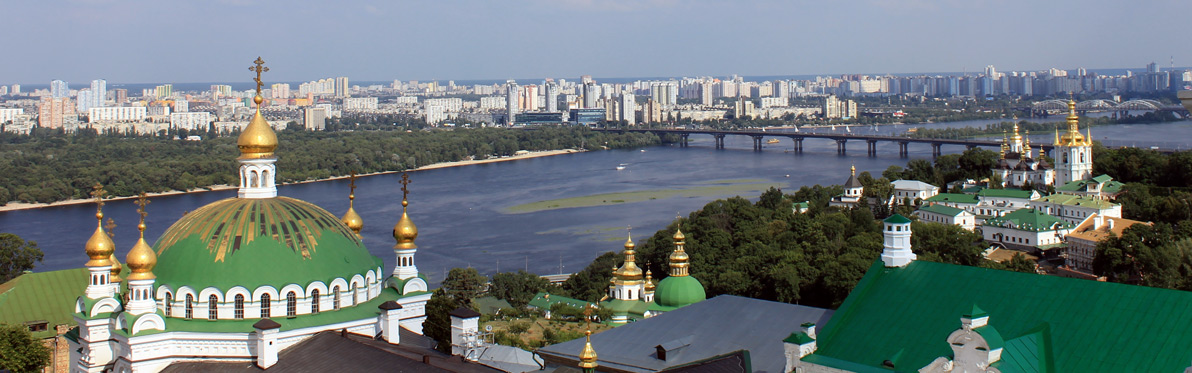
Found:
<box><xmin>421</xmin><ymin>288</ymin><xmax>459</xmax><ymax>353</ymax></box>
<box><xmin>0</xmin><ymin>324</ymin><xmax>50</xmax><ymax>373</ymax></box>
<box><xmin>0</xmin><ymin>234</ymin><xmax>42</xmax><ymax>283</ymax></box>
<box><xmin>911</xmin><ymin>222</ymin><xmax>986</xmax><ymax>266</ymax></box>
<box><xmin>442</xmin><ymin>267</ymin><xmax>486</xmax><ymax>307</ymax></box>
<box><xmin>490</xmin><ymin>270</ymin><xmax>551</xmax><ymax>308</ymax></box>
<box><xmin>561</xmin><ymin>252</ymin><xmax>620</xmax><ymax>302</ymax></box>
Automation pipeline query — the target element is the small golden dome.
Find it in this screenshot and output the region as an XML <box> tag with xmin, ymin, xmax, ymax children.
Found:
<box><xmin>84</xmin><ymin>211</ymin><xmax>114</xmax><ymax>267</ymax></box>
<box><xmin>645</xmin><ymin>270</ymin><xmax>656</xmax><ymax>291</ymax></box>
<box><xmin>672</xmin><ymin>228</ymin><xmax>685</xmax><ymax>241</ymax></box>
<box><xmin>109</xmin><ymin>253</ymin><xmax>123</xmax><ymax>283</ymax></box>
<box><xmin>1057</xmin><ymin>99</ymin><xmax>1089</xmax><ymax>147</ymax></box>
<box><xmin>614</xmin><ymin>235</ymin><xmax>643</xmax><ymax>282</ymax></box>
<box><xmin>342</xmin><ymin>194</ymin><xmax>364</xmax><ymax>238</ymax></box>
<box><xmin>393</xmin><ymin>200</ymin><xmax>418</xmax><ymax>250</ymax></box>
<box><xmin>125</xmin><ymin>222</ymin><xmax>157</xmax><ymax>281</ymax></box>
<box><xmin>237</xmin><ymin>97</ymin><xmax>278</xmax><ymax>160</ymax></box>
<box><xmin>578</xmin><ymin>330</ymin><xmax>598</xmax><ymax>369</ymax></box>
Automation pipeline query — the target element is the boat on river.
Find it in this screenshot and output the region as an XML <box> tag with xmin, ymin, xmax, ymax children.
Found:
<box><xmin>616</xmin><ymin>163</ymin><xmax>628</xmax><ymax>170</ymax></box>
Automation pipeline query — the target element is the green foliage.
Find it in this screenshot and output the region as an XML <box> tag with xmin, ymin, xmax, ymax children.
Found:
<box><xmin>0</xmin><ymin>234</ymin><xmax>42</xmax><ymax>283</ymax></box>
<box><xmin>910</xmin><ymin>222</ymin><xmax>986</xmax><ymax>266</ymax></box>
<box><xmin>548</xmin><ymin>302</ymin><xmax>583</xmax><ymax>321</ymax></box>
<box><xmin>442</xmin><ymin>267</ymin><xmax>487</xmax><ymax>307</ymax></box>
<box><xmin>1093</xmin><ymin>223</ymin><xmax>1192</xmax><ymax>290</ymax></box>
<box><xmin>0</xmin><ymin>127</ymin><xmax>660</xmax><ymax>205</ymax></box>
<box><xmin>561</xmin><ymin>251</ymin><xmax>620</xmax><ymax>302</ymax></box>
<box><xmin>0</xmin><ymin>324</ymin><xmax>50</xmax><ymax>373</ymax></box>
<box><xmin>421</xmin><ymin>288</ymin><xmax>459</xmax><ymax>353</ymax></box>
<box><xmin>489</xmin><ymin>270</ymin><xmax>552</xmax><ymax>308</ymax></box>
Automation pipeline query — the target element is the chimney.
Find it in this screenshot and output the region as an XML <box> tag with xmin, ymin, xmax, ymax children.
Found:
<box><xmin>1093</xmin><ymin>215</ymin><xmax>1103</xmax><ymax>230</ymax></box>
<box><xmin>1108</xmin><ymin>218</ymin><xmax>1115</xmax><ymax>230</ymax></box>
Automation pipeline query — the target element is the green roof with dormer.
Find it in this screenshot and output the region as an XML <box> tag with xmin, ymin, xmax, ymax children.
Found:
<box><xmin>0</xmin><ymin>268</ymin><xmax>88</xmax><ymax>339</ymax></box>
<box><xmin>977</xmin><ymin>189</ymin><xmax>1035</xmax><ymax>199</ymax></box>
<box><xmin>1033</xmin><ymin>194</ymin><xmax>1118</xmax><ymax>209</ymax></box>
<box><xmin>152</xmin><ymin>197</ymin><xmax>383</xmax><ymax>292</ymax></box>
<box><xmin>983</xmin><ymin>209</ymin><xmax>1073</xmax><ymax>232</ymax></box>
<box><xmin>917</xmin><ymin>204</ymin><xmax>967</xmax><ymax>217</ymax></box>
<box><xmin>806</xmin><ymin>259</ymin><xmax>1192</xmax><ymax>372</ymax></box>
<box><xmin>654</xmin><ymin>275</ymin><xmax>706</xmax><ymax>308</ymax></box>
<box><xmin>925</xmin><ymin>193</ymin><xmax>978</xmax><ymax>204</ymax></box>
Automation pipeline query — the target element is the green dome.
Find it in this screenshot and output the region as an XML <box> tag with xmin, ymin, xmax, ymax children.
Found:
<box><xmin>654</xmin><ymin>275</ymin><xmax>705</xmax><ymax>308</ymax></box>
<box><xmin>152</xmin><ymin>197</ymin><xmax>382</xmax><ymax>291</ymax></box>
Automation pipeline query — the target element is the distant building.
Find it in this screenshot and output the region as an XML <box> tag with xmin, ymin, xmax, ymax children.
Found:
<box><xmin>1030</xmin><ymin>194</ymin><xmax>1122</xmax><ymax>225</ymax></box>
<box><xmin>974</xmin><ymin>188</ymin><xmax>1039</xmax><ymax>219</ymax></box>
<box><xmin>170</xmin><ymin>112</ymin><xmax>212</xmax><ymax>131</ymax></box>
<box><xmin>821</xmin><ymin>95</ymin><xmax>856</xmax><ymax>119</ymax></box>
<box><xmin>992</xmin><ymin>122</ymin><xmax>1054</xmax><ymax>188</ymax></box>
<box><xmin>334</xmin><ymin>76</ymin><xmax>350</xmax><ymax>97</ymax></box>
<box><xmin>619</xmin><ymin>93</ymin><xmax>636</xmax><ymax>125</ymax></box>
<box><xmin>1055</xmin><ymin>174</ymin><xmax>1124</xmax><ymax>200</ymax></box>
<box><xmin>304</xmin><ymin>106</ymin><xmax>327</xmax><ymax>131</ymax></box>
<box><xmin>982</xmin><ymin>208</ymin><xmax>1074</xmax><ymax>252</ymax></box>
<box><xmin>38</xmin><ymin>96</ymin><xmax>76</xmax><ymax>129</ymax></box>
<box><xmin>50</xmin><ymin>79</ymin><xmax>69</xmax><ymax>98</ymax></box>
<box><xmin>0</xmin><ymin>108</ymin><xmax>24</xmax><ymax>123</ymax></box>
<box><xmin>270</xmin><ymin>83</ymin><xmax>290</xmax><ymax>99</ymax></box>
<box><xmin>829</xmin><ymin>166</ymin><xmax>865</xmax><ymax>208</ymax></box>
<box><xmin>506</xmin><ymin>82</ymin><xmax>519</xmax><ymax>125</ymax></box>
<box><xmin>891</xmin><ymin>180</ymin><xmax>939</xmax><ymax>203</ymax></box>
<box><xmin>343</xmin><ymin>97</ymin><xmax>379</xmax><ymax>111</ymax></box>
<box><xmin>1063</xmin><ymin>214</ymin><xmax>1148</xmax><ymax>274</ymax></box>
<box><xmin>89</xmin><ymin>106</ymin><xmax>147</xmax><ymax>123</ymax></box>
<box><xmin>915</xmin><ymin>204</ymin><xmax>976</xmax><ymax>231</ymax></box>
<box><xmin>1054</xmin><ymin>99</ymin><xmax>1095</xmax><ymax>186</ymax></box>
<box><xmin>90</xmin><ymin>79</ymin><xmax>107</xmax><ymax>109</ymax></box>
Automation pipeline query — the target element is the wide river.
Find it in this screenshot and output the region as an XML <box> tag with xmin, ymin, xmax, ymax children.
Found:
<box><xmin>4</xmin><ymin>118</ymin><xmax>1191</xmax><ymax>285</ymax></box>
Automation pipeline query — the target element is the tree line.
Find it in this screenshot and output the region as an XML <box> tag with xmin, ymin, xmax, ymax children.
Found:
<box><xmin>0</xmin><ymin>126</ymin><xmax>660</xmax><ymax>205</ymax></box>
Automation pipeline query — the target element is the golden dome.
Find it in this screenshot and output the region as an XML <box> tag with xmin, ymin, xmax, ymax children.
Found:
<box><xmin>669</xmin><ymin>228</ymin><xmax>690</xmax><ymax>277</ymax></box>
<box><xmin>237</xmin><ymin>95</ymin><xmax>278</xmax><ymax>160</ymax></box>
<box><xmin>109</xmin><ymin>253</ymin><xmax>123</xmax><ymax>283</ymax></box>
<box><xmin>342</xmin><ymin>193</ymin><xmax>363</xmax><ymax>238</ymax></box>
<box><xmin>645</xmin><ymin>270</ymin><xmax>656</xmax><ymax>291</ymax></box>
<box><xmin>613</xmin><ymin>235</ymin><xmax>643</xmax><ymax>282</ymax></box>
<box><xmin>393</xmin><ymin>200</ymin><xmax>418</xmax><ymax>250</ymax></box>
<box><xmin>1010</xmin><ymin>123</ymin><xmax>1022</xmax><ymax>142</ymax></box>
<box><xmin>1057</xmin><ymin>99</ymin><xmax>1090</xmax><ymax>147</ymax></box>
<box><xmin>84</xmin><ymin>209</ymin><xmax>114</xmax><ymax>267</ymax></box>
<box><xmin>672</xmin><ymin>227</ymin><xmax>685</xmax><ymax>241</ymax></box>
<box><xmin>125</xmin><ymin>222</ymin><xmax>157</xmax><ymax>281</ymax></box>
<box><xmin>578</xmin><ymin>330</ymin><xmax>598</xmax><ymax>369</ymax></box>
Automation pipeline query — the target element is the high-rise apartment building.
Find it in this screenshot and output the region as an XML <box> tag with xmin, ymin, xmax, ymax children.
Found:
<box><xmin>210</xmin><ymin>85</ymin><xmax>232</xmax><ymax>98</ymax></box>
<box><xmin>155</xmin><ymin>84</ymin><xmax>173</xmax><ymax>99</ymax></box>
<box><xmin>113</xmin><ymin>89</ymin><xmax>127</xmax><ymax>104</ymax></box>
<box><xmin>90</xmin><ymin>79</ymin><xmax>106</xmax><ymax>109</ymax></box>
<box><xmin>545</xmin><ymin>81</ymin><xmax>559</xmax><ymax>112</ymax></box>
<box><xmin>51</xmin><ymin>80</ymin><xmax>69</xmax><ymax>98</ymax></box>
<box><xmin>174</xmin><ymin>100</ymin><xmax>189</xmax><ymax>113</ymax></box>
<box><xmin>271</xmin><ymin>83</ymin><xmax>290</xmax><ymax>99</ymax></box>
<box><xmin>506</xmin><ymin>81</ymin><xmax>519</xmax><ymax>125</ymax></box>
<box><xmin>88</xmin><ymin>107</ymin><xmax>147</xmax><ymax>123</ymax></box>
<box><xmin>335</xmin><ymin>77</ymin><xmax>350</xmax><ymax>98</ymax></box>
<box><xmin>0</xmin><ymin>86</ymin><xmax>7</xmax><ymax>96</ymax></box>
<box><xmin>521</xmin><ymin>85</ymin><xmax>539</xmax><ymax>111</ymax></box>
<box><xmin>700</xmin><ymin>82</ymin><xmax>714</xmax><ymax>106</ymax></box>
<box><xmin>76</xmin><ymin>89</ymin><xmax>93</xmax><ymax>112</ymax></box>
<box><xmin>304</xmin><ymin>107</ymin><xmax>327</xmax><ymax>131</ymax></box>
<box><xmin>9</xmin><ymin>84</ymin><xmax>19</xmax><ymax>95</ymax></box>
<box><xmin>582</xmin><ymin>83</ymin><xmax>599</xmax><ymax>109</ymax></box>
<box><xmin>619</xmin><ymin>93</ymin><xmax>636</xmax><ymax>125</ymax></box>
<box><xmin>38</xmin><ymin>96</ymin><xmax>76</xmax><ymax>129</ymax></box>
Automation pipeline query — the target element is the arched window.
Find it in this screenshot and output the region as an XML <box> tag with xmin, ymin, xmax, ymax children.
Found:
<box><xmin>351</xmin><ymin>283</ymin><xmax>359</xmax><ymax>305</ymax></box>
<box><xmin>250</xmin><ymin>170</ymin><xmax>259</xmax><ymax>188</ymax></box>
<box><xmin>261</xmin><ymin>294</ymin><xmax>271</xmax><ymax>318</ymax></box>
<box><xmin>262</xmin><ymin>170</ymin><xmax>270</xmax><ymax>187</ymax></box>
<box><xmin>332</xmin><ymin>286</ymin><xmax>341</xmax><ymax>310</ymax></box>
<box><xmin>287</xmin><ymin>292</ymin><xmax>298</xmax><ymax>317</ymax></box>
<box><xmin>165</xmin><ymin>292</ymin><xmax>173</xmax><ymax>316</ymax></box>
<box><xmin>1063</xmin><ymin>152</ymin><xmax>1069</xmax><ymax>163</ymax></box>
<box><xmin>234</xmin><ymin>294</ymin><xmax>245</xmax><ymax>320</ymax></box>
<box><xmin>185</xmin><ymin>294</ymin><xmax>194</xmax><ymax>320</ymax></box>
<box><xmin>208</xmin><ymin>295</ymin><xmax>219</xmax><ymax>320</ymax></box>
<box><xmin>1080</xmin><ymin>152</ymin><xmax>1086</xmax><ymax>163</ymax></box>
<box><xmin>311</xmin><ymin>289</ymin><xmax>320</xmax><ymax>314</ymax></box>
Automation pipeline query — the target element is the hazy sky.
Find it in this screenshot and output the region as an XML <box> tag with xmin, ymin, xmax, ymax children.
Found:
<box><xmin>2</xmin><ymin>0</ymin><xmax>1188</xmax><ymax>85</ymax></box>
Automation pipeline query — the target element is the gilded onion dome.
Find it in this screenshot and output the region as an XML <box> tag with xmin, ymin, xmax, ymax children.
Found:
<box><xmin>613</xmin><ymin>235</ymin><xmax>643</xmax><ymax>282</ymax></box>
<box><xmin>85</xmin><ymin>204</ymin><xmax>114</xmax><ymax>267</ymax></box>
<box><xmin>644</xmin><ymin>270</ymin><xmax>656</xmax><ymax>292</ymax></box>
<box><xmin>578</xmin><ymin>330</ymin><xmax>598</xmax><ymax>370</ymax></box>
<box><xmin>1056</xmin><ymin>99</ymin><xmax>1090</xmax><ymax>147</ymax></box>
<box><xmin>669</xmin><ymin>228</ymin><xmax>690</xmax><ymax>277</ymax></box>
<box><xmin>342</xmin><ymin>192</ymin><xmax>363</xmax><ymax>238</ymax></box>
<box><xmin>126</xmin><ymin>221</ymin><xmax>157</xmax><ymax>281</ymax></box>
<box><xmin>394</xmin><ymin>199</ymin><xmax>418</xmax><ymax>250</ymax></box>
<box><xmin>109</xmin><ymin>253</ymin><xmax>123</xmax><ymax>283</ymax></box>
<box><xmin>237</xmin><ymin>95</ymin><xmax>278</xmax><ymax>160</ymax></box>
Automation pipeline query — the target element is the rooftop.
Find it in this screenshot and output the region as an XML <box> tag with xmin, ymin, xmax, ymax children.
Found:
<box><xmin>891</xmin><ymin>180</ymin><xmax>939</xmax><ymax>192</ymax></box>
<box><xmin>916</xmin><ymin>204</ymin><xmax>968</xmax><ymax>217</ymax></box>
<box><xmin>1033</xmin><ymin>194</ymin><xmax>1118</xmax><ymax>209</ymax></box>
<box><xmin>984</xmin><ymin>208</ymin><xmax>1073</xmax><ymax>232</ymax></box>
<box><xmin>0</xmin><ymin>268</ymin><xmax>88</xmax><ymax>339</ymax></box>
<box><xmin>925</xmin><ymin>193</ymin><xmax>978</xmax><ymax>204</ymax></box>
<box><xmin>1065</xmin><ymin>214</ymin><xmax>1149</xmax><ymax>243</ymax></box>
<box><xmin>977</xmin><ymin>188</ymin><xmax>1036</xmax><ymax>200</ymax></box>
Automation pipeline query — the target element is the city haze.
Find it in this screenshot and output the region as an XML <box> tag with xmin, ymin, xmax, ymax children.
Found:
<box><xmin>2</xmin><ymin>0</ymin><xmax>1190</xmax><ymax>84</ymax></box>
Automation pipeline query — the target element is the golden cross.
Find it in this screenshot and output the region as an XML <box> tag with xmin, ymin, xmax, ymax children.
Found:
<box><xmin>105</xmin><ymin>218</ymin><xmax>116</xmax><ymax>238</ymax></box>
<box><xmin>348</xmin><ymin>171</ymin><xmax>358</xmax><ymax>197</ymax></box>
<box><xmin>90</xmin><ymin>183</ymin><xmax>107</xmax><ymax>210</ymax></box>
<box><xmin>249</xmin><ymin>57</ymin><xmax>269</xmax><ymax>96</ymax></box>
<box><xmin>399</xmin><ymin>173</ymin><xmax>411</xmax><ymax>201</ymax></box>
<box><xmin>135</xmin><ymin>193</ymin><xmax>150</xmax><ymax>227</ymax></box>
<box><xmin>583</xmin><ymin>304</ymin><xmax>595</xmax><ymax>327</ymax></box>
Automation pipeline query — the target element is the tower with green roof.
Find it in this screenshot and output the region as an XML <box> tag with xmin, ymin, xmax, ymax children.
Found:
<box><xmin>880</xmin><ymin>214</ymin><xmax>916</xmax><ymax>267</ymax></box>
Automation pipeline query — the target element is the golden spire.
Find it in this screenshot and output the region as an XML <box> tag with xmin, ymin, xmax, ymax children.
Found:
<box><xmin>393</xmin><ymin>173</ymin><xmax>418</xmax><ymax>249</ymax></box>
<box><xmin>1057</xmin><ymin>98</ymin><xmax>1088</xmax><ymax>146</ymax></box>
<box><xmin>341</xmin><ymin>171</ymin><xmax>364</xmax><ymax>238</ymax></box>
<box><xmin>613</xmin><ymin>230</ymin><xmax>643</xmax><ymax>282</ymax></box>
<box><xmin>85</xmin><ymin>184</ymin><xmax>115</xmax><ymax>267</ymax></box>
<box><xmin>105</xmin><ymin>218</ymin><xmax>122</xmax><ymax>282</ymax></box>
<box><xmin>645</xmin><ymin>269</ymin><xmax>656</xmax><ymax>292</ymax></box>
<box><xmin>669</xmin><ymin>226</ymin><xmax>690</xmax><ymax>277</ymax></box>
<box><xmin>579</xmin><ymin>306</ymin><xmax>599</xmax><ymax>371</ymax></box>
<box><xmin>1023</xmin><ymin>131</ymin><xmax>1031</xmax><ymax>157</ymax></box>
<box><xmin>237</xmin><ymin>57</ymin><xmax>278</xmax><ymax>160</ymax></box>
<box><xmin>1010</xmin><ymin>122</ymin><xmax>1022</xmax><ymax>143</ymax></box>
<box><xmin>999</xmin><ymin>132</ymin><xmax>1008</xmax><ymax>159</ymax></box>
<box><xmin>126</xmin><ymin>194</ymin><xmax>157</xmax><ymax>281</ymax></box>
<box><xmin>850</xmin><ymin>165</ymin><xmax>856</xmax><ymax>176</ymax></box>
<box><xmin>1054</xmin><ymin>128</ymin><xmax>1060</xmax><ymax>146</ymax></box>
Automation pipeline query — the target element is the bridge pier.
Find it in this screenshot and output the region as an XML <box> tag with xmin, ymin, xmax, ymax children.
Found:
<box><xmin>679</xmin><ymin>134</ymin><xmax>689</xmax><ymax>148</ymax></box>
<box><xmin>793</xmin><ymin>137</ymin><xmax>803</xmax><ymax>154</ymax></box>
<box><xmin>866</xmin><ymin>140</ymin><xmax>878</xmax><ymax>157</ymax></box>
<box><xmin>898</xmin><ymin>142</ymin><xmax>909</xmax><ymax>158</ymax></box>
<box><xmin>751</xmin><ymin>136</ymin><xmax>764</xmax><ymax>151</ymax></box>
<box><xmin>714</xmin><ymin>134</ymin><xmax>726</xmax><ymax>150</ymax></box>
<box><xmin>931</xmin><ymin>143</ymin><xmax>942</xmax><ymax>158</ymax></box>
<box><xmin>836</xmin><ymin>139</ymin><xmax>847</xmax><ymax>155</ymax></box>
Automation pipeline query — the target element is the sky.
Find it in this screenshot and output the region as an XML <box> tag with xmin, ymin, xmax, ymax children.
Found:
<box><xmin>1</xmin><ymin>0</ymin><xmax>1189</xmax><ymax>85</ymax></box>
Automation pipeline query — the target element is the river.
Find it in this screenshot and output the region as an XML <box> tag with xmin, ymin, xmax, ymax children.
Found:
<box><xmin>3</xmin><ymin>118</ymin><xmax>1191</xmax><ymax>285</ymax></box>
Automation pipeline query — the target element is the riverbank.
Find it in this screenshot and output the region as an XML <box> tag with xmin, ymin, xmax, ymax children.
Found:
<box><xmin>0</xmin><ymin>148</ymin><xmax>586</xmax><ymax>213</ymax></box>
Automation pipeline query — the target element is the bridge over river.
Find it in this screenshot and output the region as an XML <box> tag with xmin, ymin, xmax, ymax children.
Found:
<box><xmin>593</xmin><ymin>128</ymin><xmax>1184</xmax><ymax>157</ymax></box>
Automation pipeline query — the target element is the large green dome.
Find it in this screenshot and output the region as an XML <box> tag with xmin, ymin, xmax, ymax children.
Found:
<box><xmin>654</xmin><ymin>275</ymin><xmax>705</xmax><ymax>308</ymax></box>
<box><xmin>152</xmin><ymin>197</ymin><xmax>382</xmax><ymax>291</ymax></box>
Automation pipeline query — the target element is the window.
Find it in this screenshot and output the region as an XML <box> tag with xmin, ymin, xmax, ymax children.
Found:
<box><xmin>208</xmin><ymin>295</ymin><xmax>218</xmax><ymax>320</ymax></box>
<box><xmin>165</xmin><ymin>293</ymin><xmax>173</xmax><ymax>316</ymax></box>
<box><xmin>185</xmin><ymin>294</ymin><xmax>194</xmax><ymax>320</ymax></box>
<box><xmin>351</xmin><ymin>283</ymin><xmax>359</xmax><ymax>305</ymax></box>
<box><xmin>261</xmin><ymin>294</ymin><xmax>271</xmax><ymax>318</ymax></box>
<box><xmin>311</xmin><ymin>289</ymin><xmax>320</xmax><ymax>314</ymax></box>
<box><xmin>234</xmin><ymin>294</ymin><xmax>245</xmax><ymax>320</ymax></box>
<box><xmin>332</xmin><ymin>286</ymin><xmax>341</xmax><ymax>310</ymax></box>
<box><xmin>287</xmin><ymin>292</ymin><xmax>298</xmax><ymax>317</ymax></box>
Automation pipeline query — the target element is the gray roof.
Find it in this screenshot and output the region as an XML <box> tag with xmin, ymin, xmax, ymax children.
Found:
<box><xmin>536</xmin><ymin>295</ymin><xmax>833</xmax><ymax>373</ymax></box>
<box><xmin>844</xmin><ymin>173</ymin><xmax>863</xmax><ymax>189</ymax></box>
<box><xmin>476</xmin><ymin>344</ymin><xmax>546</xmax><ymax>373</ymax></box>
<box><xmin>891</xmin><ymin>180</ymin><xmax>938</xmax><ymax>192</ymax></box>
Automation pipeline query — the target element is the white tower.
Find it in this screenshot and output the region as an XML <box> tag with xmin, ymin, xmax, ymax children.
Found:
<box><xmin>1054</xmin><ymin>99</ymin><xmax>1093</xmax><ymax>186</ymax></box>
<box><xmin>393</xmin><ymin>173</ymin><xmax>420</xmax><ymax>280</ymax></box>
<box><xmin>238</xmin><ymin>60</ymin><xmax>279</xmax><ymax>199</ymax></box>
<box><xmin>880</xmin><ymin>214</ymin><xmax>916</xmax><ymax>267</ymax></box>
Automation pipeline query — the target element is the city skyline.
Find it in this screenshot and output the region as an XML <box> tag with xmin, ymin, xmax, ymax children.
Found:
<box><xmin>1</xmin><ymin>0</ymin><xmax>1189</xmax><ymax>84</ymax></box>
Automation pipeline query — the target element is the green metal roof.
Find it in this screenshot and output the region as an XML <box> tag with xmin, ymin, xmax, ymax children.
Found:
<box><xmin>925</xmin><ymin>193</ymin><xmax>978</xmax><ymax>204</ymax></box>
<box><xmin>1091</xmin><ymin>174</ymin><xmax>1114</xmax><ymax>183</ymax></box>
<box><xmin>0</xmin><ymin>268</ymin><xmax>88</xmax><ymax>339</ymax></box>
<box><xmin>983</xmin><ymin>209</ymin><xmax>1073</xmax><ymax>232</ymax></box>
<box><xmin>153</xmin><ymin>197</ymin><xmax>383</xmax><ymax>292</ymax></box>
<box><xmin>883</xmin><ymin>214</ymin><xmax>912</xmax><ymax>224</ymax></box>
<box><xmin>527</xmin><ymin>292</ymin><xmax>590</xmax><ymax>310</ymax></box>
<box><xmin>1055</xmin><ymin>176</ymin><xmax>1125</xmax><ymax>195</ymax></box>
<box><xmin>917</xmin><ymin>204</ymin><xmax>967</xmax><ymax>217</ymax></box>
<box><xmin>601</xmin><ymin>298</ymin><xmax>651</xmax><ymax>317</ymax></box>
<box><xmin>809</xmin><ymin>259</ymin><xmax>1192</xmax><ymax>372</ymax></box>
<box><xmin>977</xmin><ymin>189</ymin><xmax>1035</xmax><ymax>199</ymax></box>
<box><xmin>783</xmin><ymin>332</ymin><xmax>815</xmax><ymax>345</ymax></box>
<box><xmin>1033</xmin><ymin>194</ymin><xmax>1117</xmax><ymax>209</ymax></box>
<box><xmin>655</xmin><ymin>275</ymin><xmax>706</xmax><ymax>308</ymax></box>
